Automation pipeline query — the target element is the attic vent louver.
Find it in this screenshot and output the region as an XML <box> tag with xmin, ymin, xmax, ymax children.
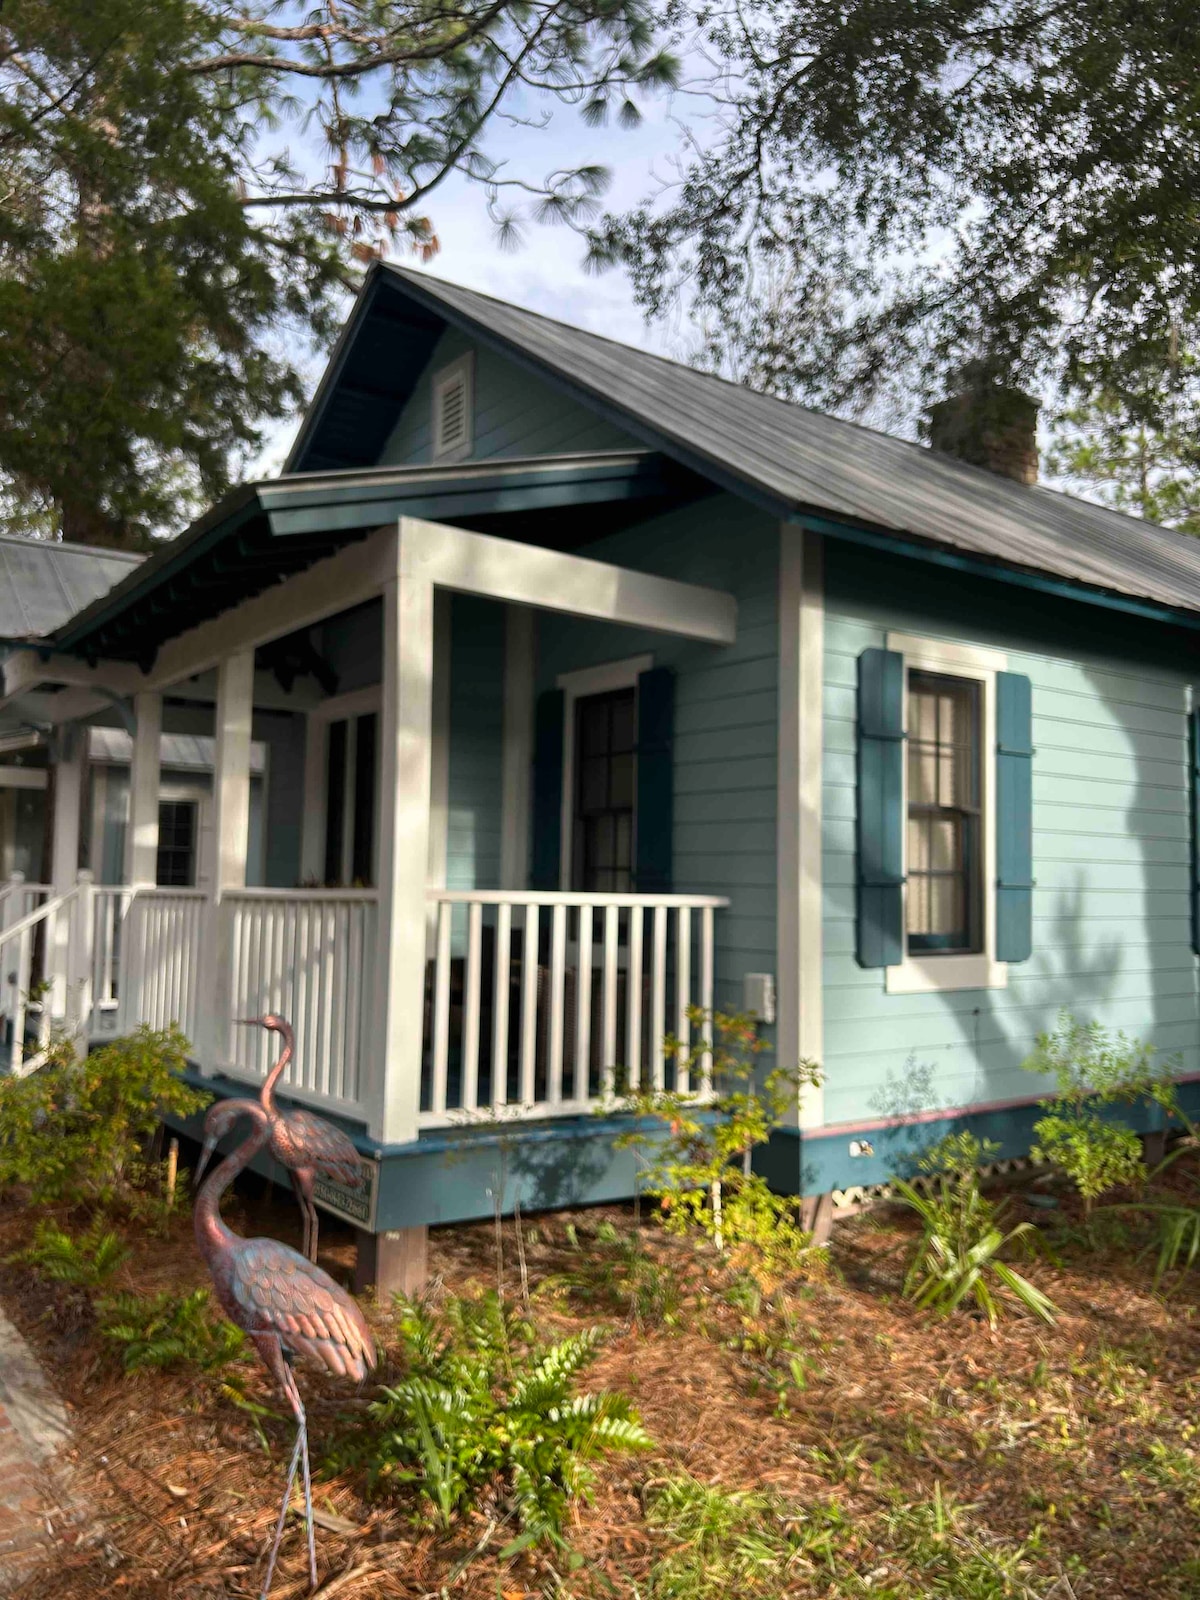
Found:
<box><xmin>432</xmin><ymin>353</ymin><xmax>474</xmax><ymax>461</ymax></box>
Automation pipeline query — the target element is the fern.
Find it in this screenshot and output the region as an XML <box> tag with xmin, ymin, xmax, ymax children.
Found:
<box><xmin>338</xmin><ymin>1290</ymin><xmax>651</xmax><ymax>1546</ymax></box>
<box><xmin>98</xmin><ymin>1287</ymin><xmax>247</xmax><ymax>1374</ymax></box>
<box><xmin>10</xmin><ymin>1219</ymin><xmax>130</xmax><ymax>1288</ymax></box>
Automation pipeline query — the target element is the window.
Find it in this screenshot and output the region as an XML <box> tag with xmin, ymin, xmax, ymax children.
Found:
<box><xmin>906</xmin><ymin>671</ymin><xmax>981</xmax><ymax>953</ymax></box>
<box><xmin>432</xmin><ymin>353</ymin><xmax>473</xmax><ymax>460</ymax></box>
<box><xmin>573</xmin><ymin>688</ymin><xmax>635</xmax><ymax>891</ymax></box>
<box><xmin>884</xmin><ymin>631</ymin><xmax>1009</xmax><ymax>995</ymax></box>
<box><xmin>323</xmin><ymin>710</ymin><xmax>378</xmax><ymax>885</ymax></box>
<box><xmin>156</xmin><ymin>800</ymin><xmax>198</xmax><ymax>887</ymax></box>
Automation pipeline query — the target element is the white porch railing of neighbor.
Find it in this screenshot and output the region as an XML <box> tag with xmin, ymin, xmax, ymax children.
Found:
<box><xmin>101</xmin><ymin>888</ymin><xmax>207</xmax><ymax>1041</ymax></box>
<box><xmin>420</xmin><ymin>890</ymin><xmax>729</xmax><ymax>1129</ymax></box>
<box><xmin>0</xmin><ymin>872</ymin><xmax>83</xmax><ymax>1075</ymax></box>
<box><xmin>222</xmin><ymin>889</ymin><xmax>378</xmax><ymax>1112</ymax></box>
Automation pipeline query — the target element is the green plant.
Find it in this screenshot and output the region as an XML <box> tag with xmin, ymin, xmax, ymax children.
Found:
<box><xmin>1022</xmin><ymin>1012</ymin><xmax>1187</xmax><ymax>1214</ymax></box>
<box><xmin>549</xmin><ymin>1219</ymin><xmax>682</xmax><ymax>1327</ymax></box>
<box><xmin>0</xmin><ymin>1025</ymin><xmax>207</xmax><ymax>1207</ymax></box>
<box><xmin>613</xmin><ymin>1007</ymin><xmax>822</xmax><ymax>1264</ymax></box>
<box><xmin>342</xmin><ymin>1291</ymin><xmax>651</xmax><ymax>1549</ymax></box>
<box><xmin>896</xmin><ymin>1133</ymin><xmax>1056</xmax><ymax>1327</ymax></box>
<box><xmin>98</xmin><ymin>1287</ymin><xmax>247</xmax><ymax>1375</ymax></box>
<box><xmin>642</xmin><ymin>1474</ymin><xmax>844</xmax><ymax>1597</ymax></box>
<box><xmin>9</xmin><ymin>1218</ymin><xmax>130</xmax><ymax>1288</ymax></box>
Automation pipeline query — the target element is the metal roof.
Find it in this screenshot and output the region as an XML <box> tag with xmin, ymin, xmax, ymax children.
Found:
<box><xmin>292</xmin><ymin>264</ymin><xmax>1200</xmax><ymax>624</ymax></box>
<box><xmin>88</xmin><ymin>726</ymin><xmax>266</xmax><ymax>775</ymax></box>
<box><xmin>0</xmin><ymin>536</ymin><xmax>143</xmax><ymax>642</ymax></box>
<box><xmin>50</xmin><ymin>452</ymin><xmax>694</xmax><ymax>666</ymax></box>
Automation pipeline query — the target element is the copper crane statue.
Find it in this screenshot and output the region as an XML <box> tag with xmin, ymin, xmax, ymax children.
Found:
<box><xmin>206</xmin><ymin>1013</ymin><xmax>365</xmax><ymax>1262</ymax></box>
<box><xmin>194</xmin><ymin>1102</ymin><xmax>376</xmax><ymax>1597</ymax></box>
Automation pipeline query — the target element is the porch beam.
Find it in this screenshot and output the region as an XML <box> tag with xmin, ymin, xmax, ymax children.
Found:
<box><xmin>1</xmin><ymin>649</ymin><xmax>148</xmax><ymax>702</ymax></box>
<box><xmin>125</xmin><ymin>691</ymin><xmax>162</xmax><ymax>886</ymax></box>
<box><xmin>396</xmin><ymin>517</ymin><xmax>738</xmax><ymax>645</ymax></box>
<box><xmin>145</xmin><ymin>525</ymin><xmax>397</xmax><ymax>691</ymax></box>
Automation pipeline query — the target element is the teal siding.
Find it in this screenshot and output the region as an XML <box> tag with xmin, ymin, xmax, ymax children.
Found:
<box><xmin>380</xmin><ymin>328</ymin><xmax>637</xmax><ymax>466</ymax></box>
<box><xmin>446</xmin><ymin>594</ymin><xmax>505</xmax><ymax>890</ymax></box>
<box><xmin>536</xmin><ymin>493</ymin><xmax>779</xmax><ymax>1011</ymax></box>
<box><xmin>821</xmin><ymin>542</ymin><xmax>1200</xmax><ymax>1129</ymax></box>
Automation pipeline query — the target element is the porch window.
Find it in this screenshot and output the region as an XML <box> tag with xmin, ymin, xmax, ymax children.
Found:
<box><xmin>156</xmin><ymin>799</ymin><xmax>199</xmax><ymax>887</ymax></box>
<box><xmin>906</xmin><ymin>670</ymin><xmax>981</xmax><ymax>953</ymax></box>
<box><xmin>572</xmin><ymin>688</ymin><xmax>635</xmax><ymax>892</ymax></box>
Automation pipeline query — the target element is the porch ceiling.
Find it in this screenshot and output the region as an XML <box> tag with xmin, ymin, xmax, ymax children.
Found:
<box><xmin>49</xmin><ymin>452</ymin><xmax>697</xmax><ymax>671</ymax></box>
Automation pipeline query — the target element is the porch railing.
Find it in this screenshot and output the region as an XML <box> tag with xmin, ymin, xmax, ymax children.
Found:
<box><xmin>420</xmin><ymin>890</ymin><xmax>729</xmax><ymax>1129</ymax></box>
<box><xmin>2</xmin><ymin>876</ymin><xmax>729</xmax><ymax>1136</ymax></box>
<box><xmin>222</xmin><ymin>889</ymin><xmax>377</xmax><ymax>1112</ymax></box>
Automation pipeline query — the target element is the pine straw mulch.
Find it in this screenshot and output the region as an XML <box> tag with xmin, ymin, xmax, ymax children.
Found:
<box><xmin>4</xmin><ymin>1162</ymin><xmax>1200</xmax><ymax>1599</ymax></box>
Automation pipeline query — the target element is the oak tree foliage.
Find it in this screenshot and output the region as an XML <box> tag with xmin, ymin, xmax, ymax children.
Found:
<box><xmin>591</xmin><ymin>0</ymin><xmax>1200</xmax><ymax>450</ymax></box>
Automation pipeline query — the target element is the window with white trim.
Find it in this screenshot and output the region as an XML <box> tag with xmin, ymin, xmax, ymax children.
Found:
<box><xmin>432</xmin><ymin>352</ymin><xmax>473</xmax><ymax>461</ymax></box>
<box><xmin>886</xmin><ymin>632</ymin><xmax>1008</xmax><ymax>995</ymax></box>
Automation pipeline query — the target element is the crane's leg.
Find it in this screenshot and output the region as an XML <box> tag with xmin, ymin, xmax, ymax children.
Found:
<box><xmin>290</xmin><ymin>1171</ymin><xmax>311</xmax><ymax>1260</ymax></box>
<box><xmin>261</xmin><ymin>1418</ymin><xmax>304</xmax><ymax>1598</ymax></box>
<box><xmin>307</xmin><ymin>1200</ymin><xmax>320</xmax><ymax>1263</ymax></box>
<box><xmin>255</xmin><ymin>1338</ymin><xmax>309</xmax><ymax>1600</ymax></box>
<box><xmin>299</xmin><ymin>1398</ymin><xmax>317</xmax><ymax>1589</ymax></box>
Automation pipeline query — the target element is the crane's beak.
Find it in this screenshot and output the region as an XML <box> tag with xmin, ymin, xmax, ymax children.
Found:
<box><xmin>233</xmin><ymin>1017</ymin><xmax>260</xmax><ymax>1027</ymax></box>
<box><xmin>194</xmin><ymin>1135</ymin><xmax>218</xmax><ymax>1188</ymax></box>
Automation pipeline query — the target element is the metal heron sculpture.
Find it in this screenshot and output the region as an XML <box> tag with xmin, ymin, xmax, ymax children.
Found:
<box><xmin>194</xmin><ymin>1104</ymin><xmax>376</xmax><ymax>1597</ymax></box>
<box><xmin>212</xmin><ymin>1012</ymin><xmax>364</xmax><ymax>1262</ymax></box>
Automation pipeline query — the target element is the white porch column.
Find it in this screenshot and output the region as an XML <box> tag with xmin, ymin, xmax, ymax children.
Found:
<box><xmin>200</xmin><ymin>649</ymin><xmax>254</xmax><ymax>1068</ymax></box>
<box><xmin>48</xmin><ymin>725</ymin><xmax>85</xmax><ymax>1022</ymax></box>
<box><xmin>499</xmin><ymin>606</ymin><xmax>534</xmax><ymax>890</ymax></box>
<box><xmin>124</xmin><ymin>690</ymin><xmax>162</xmax><ymax>886</ymax></box>
<box><xmin>372</xmin><ymin>537</ymin><xmax>434</xmax><ymax>1145</ymax></box>
<box><xmin>777</xmin><ymin>525</ymin><xmax>825</xmax><ymax>1129</ymax></box>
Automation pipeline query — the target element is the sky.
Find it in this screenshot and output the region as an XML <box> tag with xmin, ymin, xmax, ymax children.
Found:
<box><xmin>259</xmin><ymin>81</ymin><xmax>691</xmax><ymax>474</ymax></box>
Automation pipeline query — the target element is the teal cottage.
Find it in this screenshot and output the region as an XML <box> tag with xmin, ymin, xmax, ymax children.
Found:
<box><xmin>1</xmin><ymin>265</ymin><xmax>1198</xmax><ymax>1289</ymax></box>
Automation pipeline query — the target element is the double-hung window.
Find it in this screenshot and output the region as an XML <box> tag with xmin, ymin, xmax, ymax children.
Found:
<box><xmin>906</xmin><ymin>671</ymin><xmax>981</xmax><ymax>953</ymax></box>
<box><xmin>887</xmin><ymin>633</ymin><xmax>1008</xmax><ymax>994</ymax></box>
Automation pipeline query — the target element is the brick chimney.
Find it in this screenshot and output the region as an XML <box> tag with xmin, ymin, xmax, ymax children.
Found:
<box><xmin>927</xmin><ymin>362</ymin><xmax>1040</xmax><ymax>484</ymax></box>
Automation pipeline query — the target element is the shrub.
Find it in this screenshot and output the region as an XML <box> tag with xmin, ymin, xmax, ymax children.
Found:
<box><xmin>1023</xmin><ymin>1011</ymin><xmax>1184</xmax><ymax>1213</ymax></box>
<box><xmin>98</xmin><ymin>1287</ymin><xmax>246</xmax><ymax>1374</ymax></box>
<box><xmin>896</xmin><ymin>1133</ymin><xmax>1056</xmax><ymax>1326</ymax></box>
<box><xmin>343</xmin><ymin>1291</ymin><xmax>651</xmax><ymax>1549</ymax></box>
<box><xmin>613</xmin><ymin>1006</ymin><xmax>822</xmax><ymax>1268</ymax></box>
<box><xmin>0</xmin><ymin>1025</ymin><xmax>207</xmax><ymax>1206</ymax></box>
<box><xmin>9</xmin><ymin>1218</ymin><xmax>129</xmax><ymax>1288</ymax></box>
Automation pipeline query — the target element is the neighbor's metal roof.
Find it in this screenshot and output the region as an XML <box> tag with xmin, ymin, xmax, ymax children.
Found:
<box><xmin>0</xmin><ymin>536</ymin><xmax>143</xmax><ymax>641</ymax></box>
<box><xmin>307</xmin><ymin>264</ymin><xmax>1200</xmax><ymax>623</ymax></box>
<box><xmin>87</xmin><ymin>726</ymin><xmax>266</xmax><ymax>776</ymax></box>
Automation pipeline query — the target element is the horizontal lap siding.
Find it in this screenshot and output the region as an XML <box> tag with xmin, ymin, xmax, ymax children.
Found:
<box><xmin>537</xmin><ymin>494</ymin><xmax>780</xmax><ymax>1011</ymax></box>
<box><xmin>822</xmin><ymin>544</ymin><xmax>1200</xmax><ymax>1128</ymax></box>
<box><xmin>446</xmin><ymin>595</ymin><xmax>505</xmax><ymax>891</ymax></box>
<box><xmin>380</xmin><ymin>329</ymin><xmax>636</xmax><ymax>464</ymax></box>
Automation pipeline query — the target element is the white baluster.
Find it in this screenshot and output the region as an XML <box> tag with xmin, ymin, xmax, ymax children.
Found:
<box><xmin>492</xmin><ymin>903</ymin><xmax>511</xmax><ymax>1110</ymax></box>
<box><xmin>601</xmin><ymin>903</ymin><xmax>619</xmax><ymax>1099</ymax></box>
<box><xmin>651</xmin><ymin>904</ymin><xmax>667</xmax><ymax>1092</ymax></box>
<box><xmin>574</xmin><ymin>904</ymin><xmax>593</xmax><ymax>1104</ymax></box>
<box><xmin>431</xmin><ymin>899</ymin><xmax>452</xmax><ymax>1117</ymax></box>
<box><xmin>675</xmin><ymin>905</ymin><xmax>691</xmax><ymax>1093</ymax></box>
<box><xmin>547</xmin><ymin>903</ymin><xmax>567</xmax><ymax>1106</ymax></box>
<box><xmin>519</xmin><ymin>905</ymin><xmax>538</xmax><ymax>1107</ymax></box>
<box><xmin>462</xmin><ymin>900</ymin><xmax>483</xmax><ymax>1113</ymax></box>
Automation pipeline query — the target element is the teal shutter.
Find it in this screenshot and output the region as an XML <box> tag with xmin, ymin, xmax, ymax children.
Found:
<box><xmin>530</xmin><ymin>689</ymin><xmax>564</xmax><ymax>889</ymax></box>
<box><xmin>1191</xmin><ymin>708</ymin><xmax>1200</xmax><ymax>955</ymax></box>
<box><xmin>995</xmin><ymin>671</ymin><xmax>1034</xmax><ymax>962</ymax></box>
<box><xmin>635</xmin><ymin>666</ymin><xmax>674</xmax><ymax>892</ymax></box>
<box><xmin>856</xmin><ymin>648</ymin><xmax>905</xmax><ymax>968</ymax></box>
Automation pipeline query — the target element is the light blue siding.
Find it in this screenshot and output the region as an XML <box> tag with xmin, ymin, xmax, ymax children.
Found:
<box><xmin>446</xmin><ymin>595</ymin><xmax>505</xmax><ymax>890</ymax></box>
<box><xmin>821</xmin><ymin>541</ymin><xmax>1200</xmax><ymax>1128</ymax></box>
<box><xmin>536</xmin><ymin>493</ymin><xmax>780</xmax><ymax>1010</ymax></box>
<box><xmin>380</xmin><ymin>328</ymin><xmax>637</xmax><ymax>466</ymax></box>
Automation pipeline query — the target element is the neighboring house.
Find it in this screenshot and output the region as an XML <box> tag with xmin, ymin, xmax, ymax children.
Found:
<box><xmin>5</xmin><ymin>264</ymin><xmax>1200</xmax><ymax>1292</ymax></box>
